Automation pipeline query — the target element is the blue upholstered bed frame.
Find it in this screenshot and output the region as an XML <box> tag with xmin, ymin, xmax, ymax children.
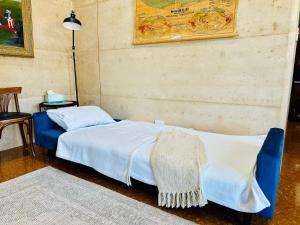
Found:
<box><xmin>33</xmin><ymin>112</ymin><xmax>284</xmax><ymax>221</ymax></box>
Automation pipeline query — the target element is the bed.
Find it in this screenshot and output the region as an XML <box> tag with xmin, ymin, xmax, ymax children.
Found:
<box><xmin>33</xmin><ymin>111</ymin><xmax>284</xmax><ymax>224</ymax></box>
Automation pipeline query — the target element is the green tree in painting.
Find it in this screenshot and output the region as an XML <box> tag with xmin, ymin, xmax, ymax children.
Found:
<box><xmin>0</xmin><ymin>0</ymin><xmax>23</xmax><ymax>47</ymax></box>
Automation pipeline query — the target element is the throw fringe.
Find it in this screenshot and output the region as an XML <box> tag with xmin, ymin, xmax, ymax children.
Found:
<box><xmin>158</xmin><ymin>188</ymin><xmax>208</xmax><ymax>208</ymax></box>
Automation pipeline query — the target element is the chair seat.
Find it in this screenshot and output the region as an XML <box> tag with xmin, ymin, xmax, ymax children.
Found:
<box><xmin>0</xmin><ymin>112</ymin><xmax>32</xmax><ymax>121</ymax></box>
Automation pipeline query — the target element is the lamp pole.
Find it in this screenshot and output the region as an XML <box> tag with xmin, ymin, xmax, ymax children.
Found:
<box><xmin>63</xmin><ymin>11</ymin><xmax>82</xmax><ymax>106</ymax></box>
<box><xmin>72</xmin><ymin>30</ymin><xmax>79</xmax><ymax>105</ymax></box>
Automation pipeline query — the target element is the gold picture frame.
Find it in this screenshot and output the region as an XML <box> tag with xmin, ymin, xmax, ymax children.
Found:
<box><xmin>133</xmin><ymin>0</ymin><xmax>239</xmax><ymax>45</ymax></box>
<box><xmin>0</xmin><ymin>0</ymin><xmax>34</xmax><ymax>57</ymax></box>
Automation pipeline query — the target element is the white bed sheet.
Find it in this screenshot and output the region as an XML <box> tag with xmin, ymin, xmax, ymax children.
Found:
<box><xmin>56</xmin><ymin>120</ymin><xmax>270</xmax><ymax>213</ymax></box>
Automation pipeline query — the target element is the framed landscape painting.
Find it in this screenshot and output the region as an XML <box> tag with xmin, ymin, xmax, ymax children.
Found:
<box><xmin>0</xmin><ymin>0</ymin><xmax>33</xmax><ymax>57</ymax></box>
<box><xmin>134</xmin><ymin>0</ymin><xmax>239</xmax><ymax>45</ymax></box>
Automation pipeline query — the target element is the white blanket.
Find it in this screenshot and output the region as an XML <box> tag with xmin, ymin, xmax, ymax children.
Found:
<box><xmin>57</xmin><ymin>120</ymin><xmax>162</xmax><ymax>185</ymax></box>
<box><xmin>56</xmin><ymin>120</ymin><xmax>270</xmax><ymax>213</ymax></box>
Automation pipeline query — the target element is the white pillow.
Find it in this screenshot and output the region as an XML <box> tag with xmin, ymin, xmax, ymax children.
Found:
<box><xmin>47</xmin><ymin>106</ymin><xmax>115</xmax><ymax>131</ymax></box>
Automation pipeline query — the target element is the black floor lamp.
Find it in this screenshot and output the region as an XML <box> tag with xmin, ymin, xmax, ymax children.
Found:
<box><xmin>63</xmin><ymin>11</ymin><xmax>82</xmax><ymax>105</ymax></box>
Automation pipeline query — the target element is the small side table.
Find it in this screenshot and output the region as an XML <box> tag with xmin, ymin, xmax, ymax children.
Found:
<box><xmin>39</xmin><ymin>101</ymin><xmax>78</xmax><ymax>112</ymax></box>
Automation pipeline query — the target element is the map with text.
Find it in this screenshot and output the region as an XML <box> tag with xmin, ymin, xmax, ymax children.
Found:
<box><xmin>134</xmin><ymin>0</ymin><xmax>238</xmax><ymax>44</ymax></box>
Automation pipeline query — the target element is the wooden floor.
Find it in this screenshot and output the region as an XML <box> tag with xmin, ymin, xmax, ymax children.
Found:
<box><xmin>1</xmin><ymin>122</ymin><xmax>300</xmax><ymax>225</ymax></box>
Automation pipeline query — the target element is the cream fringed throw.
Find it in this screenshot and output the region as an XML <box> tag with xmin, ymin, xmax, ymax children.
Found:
<box><xmin>151</xmin><ymin>130</ymin><xmax>208</xmax><ymax>208</ymax></box>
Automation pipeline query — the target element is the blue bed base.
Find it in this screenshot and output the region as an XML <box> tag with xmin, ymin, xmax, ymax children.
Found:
<box><xmin>33</xmin><ymin>112</ymin><xmax>284</xmax><ymax>220</ymax></box>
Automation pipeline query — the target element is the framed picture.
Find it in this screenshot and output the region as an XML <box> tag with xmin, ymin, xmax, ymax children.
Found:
<box><xmin>0</xmin><ymin>0</ymin><xmax>34</xmax><ymax>57</ymax></box>
<box><xmin>134</xmin><ymin>0</ymin><xmax>239</xmax><ymax>45</ymax></box>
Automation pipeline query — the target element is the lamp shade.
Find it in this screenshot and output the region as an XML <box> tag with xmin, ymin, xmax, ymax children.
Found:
<box><xmin>63</xmin><ymin>11</ymin><xmax>81</xmax><ymax>31</ymax></box>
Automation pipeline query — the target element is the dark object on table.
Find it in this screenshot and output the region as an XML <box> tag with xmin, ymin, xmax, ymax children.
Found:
<box><xmin>0</xmin><ymin>87</ymin><xmax>35</xmax><ymax>156</ymax></box>
<box><xmin>39</xmin><ymin>101</ymin><xmax>78</xmax><ymax>112</ymax></box>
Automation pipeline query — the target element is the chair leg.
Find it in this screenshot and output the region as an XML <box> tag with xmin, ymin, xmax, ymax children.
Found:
<box><xmin>28</xmin><ymin>118</ymin><xmax>36</xmax><ymax>157</ymax></box>
<box><xmin>19</xmin><ymin>123</ymin><xmax>28</xmax><ymax>151</ymax></box>
<box><xmin>0</xmin><ymin>126</ymin><xmax>3</xmax><ymax>139</ymax></box>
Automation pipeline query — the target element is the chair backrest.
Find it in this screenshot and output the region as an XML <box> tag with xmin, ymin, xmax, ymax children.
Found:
<box><xmin>0</xmin><ymin>87</ymin><xmax>22</xmax><ymax>113</ymax></box>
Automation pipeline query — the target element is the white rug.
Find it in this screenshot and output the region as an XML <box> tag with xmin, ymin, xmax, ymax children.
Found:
<box><xmin>0</xmin><ymin>167</ymin><xmax>197</xmax><ymax>225</ymax></box>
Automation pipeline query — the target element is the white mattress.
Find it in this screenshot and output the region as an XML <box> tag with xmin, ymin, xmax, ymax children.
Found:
<box><xmin>56</xmin><ymin>120</ymin><xmax>270</xmax><ymax>213</ymax></box>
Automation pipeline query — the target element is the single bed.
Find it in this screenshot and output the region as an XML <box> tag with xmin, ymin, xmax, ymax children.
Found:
<box><xmin>33</xmin><ymin>111</ymin><xmax>284</xmax><ymax>224</ymax></box>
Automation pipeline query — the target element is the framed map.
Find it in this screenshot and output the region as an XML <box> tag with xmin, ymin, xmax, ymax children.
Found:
<box><xmin>134</xmin><ymin>0</ymin><xmax>239</xmax><ymax>45</ymax></box>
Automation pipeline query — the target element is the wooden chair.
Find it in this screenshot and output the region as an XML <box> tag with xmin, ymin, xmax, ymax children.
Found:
<box><xmin>0</xmin><ymin>87</ymin><xmax>35</xmax><ymax>156</ymax></box>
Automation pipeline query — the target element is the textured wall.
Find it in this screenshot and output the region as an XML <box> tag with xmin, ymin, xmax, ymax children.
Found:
<box><xmin>90</xmin><ymin>0</ymin><xmax>300</xmax><ymax>135</ymax></box>
<box><xmin>0</xmin><ymin>0</ymin><xmax>74</xmax><ymax>151</ymax></box>
<box><xmin>73</xmin><ymin>0</ymin><xmax>101</xmax><ymax>106</ymax></box>
<box><xmin>1</xmin><ymin>0</ymin><xmax>296</xmax><ymax>151</ymax></box>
